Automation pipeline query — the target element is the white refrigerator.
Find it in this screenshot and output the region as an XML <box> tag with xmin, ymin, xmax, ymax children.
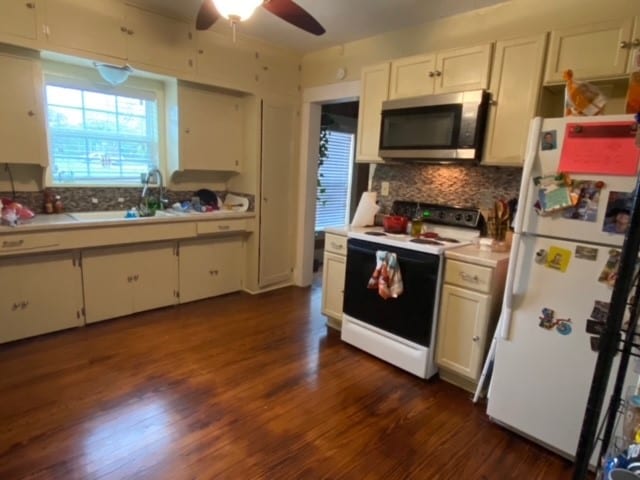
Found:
<box><xmin>486</xmin><ymin>114</ymin><xmax>640</xmax><ymax>458</ymax></box>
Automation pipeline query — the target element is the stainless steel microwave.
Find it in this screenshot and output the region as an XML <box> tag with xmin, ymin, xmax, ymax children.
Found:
<box><xmin>378</xmin><ymin>89</ymin><xmax>490</xmax><ymax>162</ymax></box>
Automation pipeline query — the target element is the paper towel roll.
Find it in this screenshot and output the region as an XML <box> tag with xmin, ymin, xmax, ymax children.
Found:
<box><xmin>351</xmin><ymin>191</ymin><xmax>379</xmax><ymax>227</ymax></box>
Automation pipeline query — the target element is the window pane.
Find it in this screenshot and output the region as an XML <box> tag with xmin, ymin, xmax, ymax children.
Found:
<box><xmin>47</xmin><ymin>106</ymin><xmax>83</xmax><ymax>129</ymax></box>
<box><xmin>45</xmin><ymin>81</ymin><xmax>159</xmax><ymax>185</ymax></box>
<box><xmin>83</xmin><ymin>91</ymin><xmax>116</xmax><ymax>112</ymax></box>
<box><xmin>85</xmin><ymin>110</ymin><xmax>117</xmax><ymax>133</ymax></box>
<box><xmin>46</xmin><ymin>85</ymin><xmax>82</xmax><ymax>108</ymax></box>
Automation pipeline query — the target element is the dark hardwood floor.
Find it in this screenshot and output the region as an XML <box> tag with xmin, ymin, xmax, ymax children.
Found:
<box><xmin>0</xmin><ymin>282</ymin><xmax>584</xmax><ymax>479</ymax></box>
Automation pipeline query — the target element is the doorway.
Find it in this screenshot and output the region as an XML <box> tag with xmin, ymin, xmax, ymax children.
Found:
<box><xmin>313</xmin><ymin>101</ymin><xmax>368</xmax><ymax>278</ymax></box>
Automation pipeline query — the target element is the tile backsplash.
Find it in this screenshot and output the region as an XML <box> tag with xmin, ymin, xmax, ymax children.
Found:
<box><xmin>371</xmin><ymin>163</ymin><xmax>522</xmax><ymax>213</ymax></box>
<box><xmin>0</xmin><ymin>188</ymin><xmax>255</xmax><ymax>214</ymax></box>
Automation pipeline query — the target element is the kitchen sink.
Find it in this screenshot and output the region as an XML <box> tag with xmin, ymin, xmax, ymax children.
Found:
<box><xmin>70</xmin><ymin>210</ymin><xmax>179</xmax><ymax>221</ymax></box>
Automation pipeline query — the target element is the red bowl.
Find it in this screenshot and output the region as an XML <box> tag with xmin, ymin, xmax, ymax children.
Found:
<box><xmin>383</xmin><ymin>215</ymin><xmax>408</xmax><ymax>233</ymax></box>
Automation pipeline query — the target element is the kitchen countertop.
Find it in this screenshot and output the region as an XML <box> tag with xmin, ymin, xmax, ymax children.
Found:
<box><xmin>324</xmin><ymin>225</ymin><xmax>353</xmax><ymax>236</ymax></box>
<box><xmin>0</xmin><ymin>210</ymin><xmax>255</xmax><ymax>234</ymax></box>
<box><xmin>445</xmin><ymin>243</ymin><xmax>511</xmax><ymax>268</ymax></box>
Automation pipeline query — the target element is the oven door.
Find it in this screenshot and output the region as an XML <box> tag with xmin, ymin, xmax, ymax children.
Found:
<box><xmin>343</xmin><ymin>238</ymin><xmax>441</xmax><ymax>346</ymax></box>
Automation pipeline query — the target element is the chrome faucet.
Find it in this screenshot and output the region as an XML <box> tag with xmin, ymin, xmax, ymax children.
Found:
<box><xmin>140</xmin><ymin>168</ymin><xmax>167</xmax><ymax>211</ymax></box>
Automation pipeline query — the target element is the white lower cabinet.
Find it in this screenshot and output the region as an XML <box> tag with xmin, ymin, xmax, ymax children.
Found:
<box><xmin>321</xmin><ymin>232</ymin><xmax>347</xmax><ymax>330</ymax></box>
<box><xmin>82</xmin><ymin>242</ymin><xmax>179</xmax><ymax>323</ymax></box>
<box><xmin>179</xmin><ymin>236</ymin><xmax>243</xmax><ymax>303</ymax></box>
<box><xmin>0</xmin><ymin>252</ymin><xmax>83</xmax><ymax>343</ymax></box>
<box><xmin>436</xmin><ymin>251</ymin><xmax>508</xmax><ymax>392</ymax></box>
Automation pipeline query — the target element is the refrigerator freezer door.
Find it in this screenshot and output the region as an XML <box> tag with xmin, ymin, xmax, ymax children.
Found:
<box><xmin>487</xmin><ymin>234</ymin><xmax>625</xmax><ymax>457</ymax></box>
<box><xmin>520</xmin><ymin>115</ymin><xmax>639</xmax><ymax>248</ymax></box>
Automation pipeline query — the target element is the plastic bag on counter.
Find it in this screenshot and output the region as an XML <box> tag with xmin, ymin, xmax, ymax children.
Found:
<box><xmin>1</xmin><ymin>198</ymin><xmax>35</xmax><ymax>226</ymax></box>
<box><xmin>563</xmin><ymin>69</ymin><xmax>607</xmax><ymax>116</ymax></box>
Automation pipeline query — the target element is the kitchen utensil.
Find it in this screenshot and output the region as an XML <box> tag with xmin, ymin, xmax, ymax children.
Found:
<box><xmin>383</xmin><ymin>215</ymin><xmax>408</xmax><ymax>233</ymax></box>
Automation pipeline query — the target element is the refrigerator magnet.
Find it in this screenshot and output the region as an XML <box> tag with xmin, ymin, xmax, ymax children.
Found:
<box><xmin>546</xmin><ymin>246</ymin><xmax>572</xmax><ymax>272</ymax></box>
<box><xmin>541</xmin><ymin>130</ymin><xmax>557</xmax><ymax>150</ymax></box>
<box><xmin>590</xmin><ymin>336</ymin><xmax>600</xmax><ymax>352</ymax></box>
<box><xmin>539</xmin><ymin>308</ymin><xmax>556</xmax><ymax>330</ymax></box>
<box><xmin>590</xmin><ymin>300</ymin><xmax>610</xmax><ymax>322</ymax></box>
<box><xmin>586</xmin><ymin>319</ymin><xmax>606</xmax><ymax>335</ymax></box>
<box><xmin>561</xmin><ymin>180</ymin><xmax>604</xmax><ymax>222</ymax></box>
<box><xmin>535</xmin><ymin>249</ymin><xmax>548</xmax><ymax>264</ymax></box>
<box><xmin>555</xmin><ymin>319</ymin><xmax>572</xmax><ymax>336</ymax></box>
<box><xmin>598</xmin><ymin>250</ymin><xmax>621</xmax><ymax>286</ymax></box>
<box><xmin>575</xmin><ymin>245</ymin><xmax>598</xmax><ymax>261</ymax></box>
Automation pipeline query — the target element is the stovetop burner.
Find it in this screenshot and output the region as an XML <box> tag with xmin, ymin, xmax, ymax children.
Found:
<box><xmin>410</xmin><ymin>238</ymin><xmax>444</xmax><ymax>245</ymax></box>
<box><xmin>364</xmin><ymin>231</ymin><xmax>387</xmax><ymax>236</ymax></box>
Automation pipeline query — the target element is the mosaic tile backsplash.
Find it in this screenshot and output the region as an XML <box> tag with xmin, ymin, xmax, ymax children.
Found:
<box><xmin>371</xmin><ymin>163</ymin><xmax>523</xmax><ymax>213</ymax></box>
<box><xmin>0</xmin><ymin>188</ymin><xmax>255</xmax><ymax>214</ymax></box>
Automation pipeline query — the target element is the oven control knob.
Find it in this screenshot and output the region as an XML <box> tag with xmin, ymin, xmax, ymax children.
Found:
<box><xmin>437</xmin><ymin>211</ymin><xmax>446</xmax><ymax>220</ymax></box>
<box><xmin>465</xmin><ymin>213</ymin><xmax>475</xmax><ymax>223</ymax></box>
<box><xmin>454</xmin><ymin>213</ymin><xmax>462</xmax><ymax>222</ymax></box>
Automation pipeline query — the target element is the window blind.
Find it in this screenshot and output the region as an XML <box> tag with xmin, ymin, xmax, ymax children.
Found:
<box><xmin>315</xmin><ymin>130</ymin><xmax>354</xmax><ymax>230</ymax></box>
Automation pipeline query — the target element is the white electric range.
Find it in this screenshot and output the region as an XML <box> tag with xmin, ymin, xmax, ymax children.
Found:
<box><xmin>341</xmin><ymin>202</ymin><xmax>484</xmax><ymax>379</ymax></box>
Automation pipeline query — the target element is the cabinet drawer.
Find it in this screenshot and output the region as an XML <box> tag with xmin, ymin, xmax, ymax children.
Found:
<box><xmin>197</xmin><ymin>219</ymin><xmax>247</xmax><ymax>235</ymax></box>
<box><xmin>0</xmin><ymin>233</ymin><xmax>61</xmax><ymax>256</ymax></box>
<box><xmin>444</xmin><ymin>259</ymin><xmax>493</xmax><ymax>293</ymax></box>
<box><xmin>325</xmin><ymin>233</ymin><xmax>347</xmax><ymax>256</ymax></box>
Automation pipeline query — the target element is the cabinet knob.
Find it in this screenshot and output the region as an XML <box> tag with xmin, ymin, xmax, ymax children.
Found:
<box><xmin>472</xmin><ymin>336</ymin><xmax>480</xmax><ymax>342</ymax></box>
<box><xmin>25</xmin><ymin>2</ymin><xmax>35</xmax><ymax>8</ymax></box>
<box><xmin>120</xmin><ymin>26</ymin><xmax>128</xmax><ymax>33</ymax></box>
<box><xmin>185</xmin><ymin>128</ymin><xmax>190</xmax><ymax>134</ymax></box>
<box><xmin>428</xmin><ymin>71</ymin><xmax>435</xmax><ymax>78</ymax></box>
<box><xmin>331</xmin><ymin>242</ymin><xmax>343</xmax><ymax>250</ymax></box>
<box><xmin>198</xmin><ymin>49</ymin><xmax>204</xmax><ymax>54</ymax></box>
<box><xmin>12</xmin><ymin>302</ymin><xmax>20</xmax><ymax>311</ymax></box>
<box><xmin>127</xmin><ymin>29</ymin><xmax>134</xmax><ymax>35</ymax></box>
<box><xmin>434</xmin><ymin>70</ymin><xmax>442</xmax><ymax>77</ymax></box>
<box><xmin>27</xmin><ymin>110</ymin><xmax>35</xmax><ymax>117</ymax></box>
<box><xmin>263</xmin><ymin>197</ymin><xmax>268</xmax><ymax>203</ymax></box>
<box><xmin>133</xmin><ymin>274</ymin><xmax>139</xmax><ymax>281</ymax></box>
<box><xmin>620</xmin><ymin>40</ymin><xmax>631</xmax><ymax>49</ymax></box>
<box><xmin>209</xmin><ymin>269</ymin><xmax>219</xmax><ymax>276</ymax></box>
<box><xmin>633</xmin><ymin>38</ymin><xmax>640</xmax><ymax>48</ymax></box>
<box><xmin>21</xmin><ymin>301</ymin><xmax>29</xmax><ymax>309</ymax></box>
<box><xmin>127</xmin><ymin>275</ymin><xmax>132</xmax><ymax>283</ymax></box>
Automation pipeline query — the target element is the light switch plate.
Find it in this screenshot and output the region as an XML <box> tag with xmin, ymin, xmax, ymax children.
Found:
<box><xmin>381</xmin><ymin>181</ymin><xmax>390</xmax><ymax>197</ymax></box>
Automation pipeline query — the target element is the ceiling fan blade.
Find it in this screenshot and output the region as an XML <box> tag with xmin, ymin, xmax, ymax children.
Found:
<box><xmin>263</xmin><ymin>0</ymin><xmax>325</xmax><ymax>36</ymax></box>
<box><xmin>196</xmin><ymin>0</ymin><xmax>220</xmax><ymax>30</ymax></box>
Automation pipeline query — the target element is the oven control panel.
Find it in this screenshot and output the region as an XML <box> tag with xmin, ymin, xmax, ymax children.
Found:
<box><xmin>391</xmin><ymin>201</ymin><xmax>481</xmax><ymax>229</ymax></box>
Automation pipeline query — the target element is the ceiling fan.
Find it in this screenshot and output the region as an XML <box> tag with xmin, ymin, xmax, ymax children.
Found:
<box><xmin>196</xmin><ymin>0</ymin><xmax>325</xmax><ymax>36</ymax></box>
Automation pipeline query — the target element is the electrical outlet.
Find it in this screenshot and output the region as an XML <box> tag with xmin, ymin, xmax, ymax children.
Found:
<box><xmin>117</xmin><ymin>197</ymin><xmax>125</xmax><ymax>203</ymax></box>
<box><xmin>381</xmin><ymin>181</ymin><xmax>390</xmax><ymax>197</ymax></box>
<box><xmin>91</xmin><ymin>197</ymin><xmax>99</xmax><ymax>204</ymax></box>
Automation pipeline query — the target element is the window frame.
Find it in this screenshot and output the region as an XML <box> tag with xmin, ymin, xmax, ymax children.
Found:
<box><xmin>42</xmin><ymin>62</ymin><xmax>167</xmax><ymax>188</ymax></box>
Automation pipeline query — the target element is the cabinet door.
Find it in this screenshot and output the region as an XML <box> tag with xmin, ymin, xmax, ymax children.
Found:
<box><xmin>0</xmin><ymin>53</ymin><xmax>48</xmax><ymax>166</ymax></box>
<box><xmin>195</xmin><ymin>30</ymin><xmax>256</xmax><ymax>93</ymax></box>
<box><xmin>483</xmin><ymin>34</ymin><xmax>547</xmax><ymax>166</ymax></box>
<box><xmin>0</xmin><ymin>0</ymin><xmax>38</xmax><ymax>45</ymax></box>
<box><xmin>125</xmin><ymin>5</ymin><xmax>194</xmax><ymax>75</ymax></box>
<box><xmin>43</xmin><ymin>0</ymin><xmax>127</xmax><ymax>59</ymax></box>
<box><xmin>355</xmin><ymin>62</ymin><xmax>389</xmax><ymax>163</ymax></box>
<box><xmin>82</xmin><ymin>246</ymin><xmax>135</xmax><ymax>323</ymax></box>
<box><xmin>179</xmin><ymin>84</ymin><xmax>244</xmax><ymax>172</ymax></box>
<box><xmin>388</xmin><ymin>53</ymin><xmax>436</xmax><ymax>99</ymax></box>
<box><xmin>436</xmin><ymin>284</ymin><xmax>490</xmax><ymax>381</ymax></box>
<box><xmin>545</xmin><ymin>18</ymin><xmax>633</xmax><ymax>83</ymax></box>
<box><xmin>179</xmin><ymin>237</ymin><xmax>243</xmax><ymax>303</ymax></box>
<box><xmin>256</xmin><ymin>49</ymin><xmax>300</xmax><ymax>97</ymax></box>
<box><xmin>132</xmin><ymin>242</ymin><xmax>178</xmax><ymax>313</ymax></box>
<box><xmin>259</xmin><ymin>98</ymin><xmax>296</xmax><ymax>287</ymax></box>
<box><xmin>0</xmin><ymin>252</ymin><xmax>83</xmax><ymax>343</ymax></box>
<box><xmin>321</xmin><ymin>251</ymin><xmax>346</xmax><ymax>326</ymax></box>
<box><xmin>434</xmin><ymin>43</ymin><xmax>492</xmax><ymax>94</ymax></box>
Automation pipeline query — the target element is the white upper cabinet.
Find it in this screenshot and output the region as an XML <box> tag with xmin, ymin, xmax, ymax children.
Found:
<box><xmin>544</xmin><ymin>17</ymin><xmax>638</xmax><ymax>83</ymax></box>
<box><xmin>389</xmin><ymin>43</ymin><xmax>492</xmax><ymax>99</ymax></box>
<box><xmin>355</xmin><ymin>62</ymin><xmax>390</xmax><ymax>163</ymax></box>
<box><xmin>43</xmin><ymin>0</ymin><xmax>127</xmax><ymax>60</ymax></box>
<box><xmin>483</xmin><ymin>34</ymin><xmax>547</xmax><ymax>166</ymax></box>
<box><xmin>0</xmin><ymin>0</ymin><xmax>39</xmax><ymax>47</ymax></box>
<box><xmin>255</xmin><ymin>48</ymin><xmax>300</xmax><ymax>97</ymax></box>
<box><xmin>178</xmin><ymin>83</ymin><xmax>244</xmax><ymax>172</ymax></box>
<box><xmin>0</xmin><ymin>52</ymin><xmax>48</xmax><ymax>166</ymax></box>
<box><xmin>124</xmin><ymin>5</ymin><xmax>195</xmax><ymax>75</ymax></box>
<box><xmin>195</xmin><ymin>30</ymin><xmax>256</xmax><ymax>93</ymax></box>
<box><xmin>389</xmin><ymin>53</ymin><xmax>436</xmax><ymax>99</ymax></box>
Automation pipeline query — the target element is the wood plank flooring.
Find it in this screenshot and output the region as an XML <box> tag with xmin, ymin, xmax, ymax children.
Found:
<box><xmin>0</xmin><ymin>283</ymin><xmax>586</xmax><ymax>479</ymax></box>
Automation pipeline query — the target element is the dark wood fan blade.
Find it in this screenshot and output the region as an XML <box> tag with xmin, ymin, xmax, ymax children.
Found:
<box><xmin>263</xmin><ymin>0</ymin><xmax>325</xmax><ymax>35</ymax></box>
<box><xmin>196</xmin><ymin>0</ymin><xmax>220</xmax><ymax>30</ymax></box>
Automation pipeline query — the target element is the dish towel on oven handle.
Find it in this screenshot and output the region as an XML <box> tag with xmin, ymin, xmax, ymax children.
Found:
<box><xmin>367</xmin><ymin>250</ymin><xmax>404</xmax><ymax>299</ymax></box>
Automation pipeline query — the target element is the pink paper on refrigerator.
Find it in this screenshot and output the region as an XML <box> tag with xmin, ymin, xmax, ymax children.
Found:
<box><xmin>558</xmin><ymin>121</ymin><xmax>639</xmax><ymax>176</ymax></box>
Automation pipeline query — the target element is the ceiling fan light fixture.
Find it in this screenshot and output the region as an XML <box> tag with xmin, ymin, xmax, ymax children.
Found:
<box><xmin>212</xmin><ymin>0</ymin><xmax>263</xmax><ymax>21</ymax></box>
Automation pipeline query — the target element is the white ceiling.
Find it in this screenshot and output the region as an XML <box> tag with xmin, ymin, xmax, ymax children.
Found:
<box><xmin>131</xmin><ymin>0</ymin><xmax>509</xmax><ymax>53</ymax></box>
